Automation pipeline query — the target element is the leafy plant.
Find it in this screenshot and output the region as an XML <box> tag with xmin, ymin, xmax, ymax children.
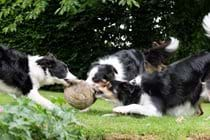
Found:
<box><xmin>0</xmin><ymin>97</ymin><xmax>83</xmax><ymax>140</ymax></box>
<box><xmin>0</xmin><ymin>0</ymin><xmax>210</xmax><ymax>83</ymax></box>
<box><xmin>0</xmin><ymin>0</ymin><xmax>141</xmax><ymax>33</ymax></box>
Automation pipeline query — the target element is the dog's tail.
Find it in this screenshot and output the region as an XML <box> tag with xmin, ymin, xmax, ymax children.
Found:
<box><xmin>144</xmin><ymin>37</ymin><xmax>179</xmax><ymax>72</ymax></box>
<box><xmin>150</xmin><ymin>37</ymin><xmax>179</xmax><ymax>53</ymax></box>
<box><xmin>164</xmin><ymin>37</ymin><xmax>180</xmax><ymax>53</ymax></box>
<box><xmin>202</xmin><ymin>12</ymin><xmax>210</xmax><ymax>38</ymax></box>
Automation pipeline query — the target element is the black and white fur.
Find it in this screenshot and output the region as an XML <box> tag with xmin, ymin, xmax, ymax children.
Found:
<box><xmin>98</xmin><ymin>13</ymin><xmax>210</xmax><ymax>117</ymax></box>
<box><xmin>200</xmin><ymin>12</ymin><xmax>210</xmax><ymax>102</ymax></box>
<box><xmin>99</xmin><ymin>51</ymin><xmax>210</xmax><ymax>117</ymax></box>
<box><xmin>86</xmin><ymin>38</ymin><xmax>179</xmax><ymax>86</ymax></box>
<box><xmin>86</xmin><ymin>49</ymin><xmax>145</xmax><ymax>85</ymax></box>
<box><xmin>0</xmin><ymin>46</ymin><xmax>78</xmax><ymax>109</ymax></box>
<box><xmin>203</xmin><ymin>12</ymin><xmax>210</xmax><ymax>38</ymax></box>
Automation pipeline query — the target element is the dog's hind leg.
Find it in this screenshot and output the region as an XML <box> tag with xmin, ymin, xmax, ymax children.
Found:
<box><xmin>27</xmin><ymin>89</ymin><xmax>57</xmax><ymax>110</ymax></box>
<box><xmin>195</xmin><ymin>103</ymin><xmax>203</xmax><ymax>116</ymax></box>
<box><xmin>113</xmin><ymin>104</ymin><xmax>162</xmax><ymax>117</ymax></box>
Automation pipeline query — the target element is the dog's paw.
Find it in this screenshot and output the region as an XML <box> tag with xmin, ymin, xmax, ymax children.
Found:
<box><xmin>113</xmin><ymin>106</ymin><xmax>130</xmax><ymax>114</ymax></box>
<box><xmin>46</xmin><ymin>103</ymin><xmax>58</xmax><ymax>110</ymax></box>
<box><xmin>79</xmin><ymin>107</ymin><xmax>90</xmax><ymax>112</ymax></box>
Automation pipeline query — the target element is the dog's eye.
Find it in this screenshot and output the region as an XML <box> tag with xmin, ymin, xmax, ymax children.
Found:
<box><xmin>101</xmin><ymin>84</ymin><xmax>106</xmax><ymax>88</ymax></box>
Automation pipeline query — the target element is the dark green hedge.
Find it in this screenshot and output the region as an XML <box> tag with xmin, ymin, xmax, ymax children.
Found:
<box><xmin>0</xmin><ymin>0</ymin><xmax>210</xmax><ymax>80</ymax></box>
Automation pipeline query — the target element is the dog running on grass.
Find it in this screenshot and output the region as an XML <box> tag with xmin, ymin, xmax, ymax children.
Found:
<box><xmin>0</xmin><ymin>46</ymin><xmax>79</xmax><ymax>109</ymax></box>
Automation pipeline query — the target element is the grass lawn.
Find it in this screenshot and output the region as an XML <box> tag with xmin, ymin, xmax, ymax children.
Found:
<box><xmin>1</xmin><ymin>91</ymin><xmax>210</xmax><ymax>140</ymax></box>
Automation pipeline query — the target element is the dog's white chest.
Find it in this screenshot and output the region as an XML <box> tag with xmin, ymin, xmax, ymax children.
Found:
<box><xmin>166</xmin><ymin>102</ymin><xmax>195</xmax><ymax>116</ymax></box>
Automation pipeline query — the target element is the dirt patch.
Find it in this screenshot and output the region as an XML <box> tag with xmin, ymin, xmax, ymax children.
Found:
<box><xmin>187</xmin><ymin>134</ymin><xmax>210</xmax><ymax>140</ymax></box>
<box><xmin>104</xmin><ymin>134</ymin><xmax>157</xmax><ymax>140</ymax></box>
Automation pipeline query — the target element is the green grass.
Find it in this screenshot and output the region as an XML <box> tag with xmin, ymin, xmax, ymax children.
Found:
<box><xmin>1</xmin><ymin>91</ymin><xmax>210</xmax><ymax>140</ymax></box>
<box><xmin>0</xmin><ymin>91</ymin><xmax>62</xmax><ymax>104</ymax></box>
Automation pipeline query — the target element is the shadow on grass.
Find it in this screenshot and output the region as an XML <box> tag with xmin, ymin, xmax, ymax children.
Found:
<box><xmin>81</xmin><ymin>109</ymin><xmax>111</xmax><ymax>116</ymax></box>
<box><xmin>81</xmin><ymin>108</ymin><xmax>146</xmax><ymax>119</ymax></box>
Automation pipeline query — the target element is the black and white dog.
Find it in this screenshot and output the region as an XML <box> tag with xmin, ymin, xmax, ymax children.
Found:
<box><xmin>86</xmin><ymin>37</ymin><xmax>179</xmax><ymax>86</ymax></box>
<box><xmin>86</xmin><ymin>49</ymin><xmax>145</xmax><ymax>86</ymax></box>
<box><xmin>99</xmin><ymin>51</ymin><xmax>210</xmax><ymax>117</ymax></box>
<box><xmin>0</xmin><ymin>46</ymin><xmax>78</xmax><ymax>109</ymax></box>
<box><xmin>97</xmin><ymin>12</ymin><xmax>210</xmax><ymax>117</ymax></box>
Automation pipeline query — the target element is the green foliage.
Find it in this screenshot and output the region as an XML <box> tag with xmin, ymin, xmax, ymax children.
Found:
<box><xmin>104</xmin><ymin>0</ymin><xmax>140</xmax><ymax>7</ymax></box>
<box><xmin>0</xmin><ymin>0</ymin><xmax>210</xmax><ymax>81</ymax></box>
<box><xmin>0</xmin><ymin>0</ymin><xmax>49</xmax><ymax>33</ymax></box>
<box><xmin>0</xmin><ymin>0</ymin><xmax>141</xmax><ymax>33</ymax></box>
<box><xmin>0</xmin><ymin>97</ymin><xmax>83</xmax><ymax>140</ymax></box>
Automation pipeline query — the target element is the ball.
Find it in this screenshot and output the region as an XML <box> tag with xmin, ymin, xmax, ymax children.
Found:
<box><xmin>64</xmin><ymin>81</ymin><xmax>96</xmax><ymax>110</ymax></box>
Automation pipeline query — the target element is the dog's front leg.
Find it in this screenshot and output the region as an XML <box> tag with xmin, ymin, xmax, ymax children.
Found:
<box><xmin>27</xmin><ymin>89</ymin><xmax>57</xmax><ymax>110</ymax></box>
<box><xmin>113</xmin><ymin>104</ymin><xmax>162</xmax><ymax>117</ymax></box>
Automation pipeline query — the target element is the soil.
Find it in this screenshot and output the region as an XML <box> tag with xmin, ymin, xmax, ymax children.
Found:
<box><xmin>104</xmin><ymin>134</ymin><xmax>157</xmax><ymax>140</ymax></box>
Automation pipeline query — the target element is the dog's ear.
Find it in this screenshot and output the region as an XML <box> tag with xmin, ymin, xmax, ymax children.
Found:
<box><xmin>47</xmin><ymin>52</ymin><xmax>56</xmax><ymax>59</ymax></box>
<box><xmin>36</xmin><ymin>57</ymin><xmax>55</xmax><ymax>68</ymax></box>
<box><xmin>90</xmin><ymin>62</ymin><xmax>99</xmax><ymax>69</ymax></box>
<box><xmin>112</xmin><ymin>67</ymin><xmax>118</xmax><ymax>74</ymax></box>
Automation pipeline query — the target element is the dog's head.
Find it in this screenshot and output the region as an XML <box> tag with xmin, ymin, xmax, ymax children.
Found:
<box><xmin>96</xmin><ymin>80</ymin><xmax>142</xmax><ymax>105</ymax></box>
<box><xmin>36</xmin><ymin>53</ymin><xmax>78</xmax><ymax>86</ymax></box>
<box><xmin>86</xmin><ymin>64</ymin><xmax>118</xmax><ymax>85</ymax></box>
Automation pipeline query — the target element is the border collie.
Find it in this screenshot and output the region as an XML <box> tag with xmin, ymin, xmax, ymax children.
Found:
<box><xmin>98</xmin><ymin>51</ymin><xmax>210</xmax><ymax>117</ymax></box>
<box><xmin>0</xmin><ymin>46</ymin><xmax>78</xmax><ymax>109</ymax></box>
<box><xmin>86</xmin><ymin>37</ymin><xmax>179</xmax><ymax>86</ymax></box>
<box><xmin>200</xmin><ymin>12</ymin><xmax>210</xmax><ymax>102</ymax></box>
<box><xmin>97</xmin><ymin>13</ymin><xmax>210</xmax><ymax>117</ymax></box>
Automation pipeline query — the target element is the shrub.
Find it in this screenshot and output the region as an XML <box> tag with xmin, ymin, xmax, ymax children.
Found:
<box><xmin>0</xmin><ymin>0</ymin><xmax>210</xmax><ymax>80</ymax></box>
<box><xmin>0</xmin><ymin>97</ymin><xmax>83</xmax><ymax>140</ymax></box>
